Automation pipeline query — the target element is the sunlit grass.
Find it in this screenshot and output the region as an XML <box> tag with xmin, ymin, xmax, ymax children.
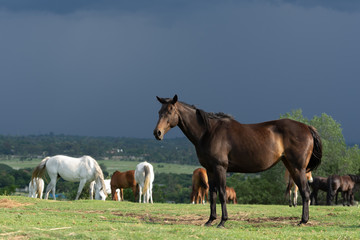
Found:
<box><xmin>1</xmin><ymin>196</ymin><xmax>359</xmax><ymax>239</ymax></box>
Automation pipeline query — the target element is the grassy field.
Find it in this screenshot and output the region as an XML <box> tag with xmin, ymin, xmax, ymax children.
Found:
<box><xmin>0</xmin><ymin>196</ymin><xmax>359</xmax><ymax>239</ymax></box>
<box><xmin>0</xmin><ymin>158</ymin><xmax>200</xmax><ymax>175</ymax></box>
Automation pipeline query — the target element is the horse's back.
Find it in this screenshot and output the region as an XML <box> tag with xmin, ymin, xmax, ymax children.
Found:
<box><xmin>47</xmin><ymin>155</ymin><xmax>95</xmax><ymax>181</ymax></box>
<box><xmin>111</xmin><ymin>170</ymin><xmax>136</xmax><ymax>188</ymax></box>
<box><xmin>225</xmin><ymin>119</ymin><xmax>315</xmax><ymax>172</ymax></box>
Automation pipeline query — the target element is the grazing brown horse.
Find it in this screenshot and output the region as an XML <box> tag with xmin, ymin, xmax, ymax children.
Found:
<box><xmin>191</xmin><ymin>168</ymin><xmax>209</xmax><ymax>204</ymax></box>
<box><xmin>285</xmin><ymin>169</ymin><xmax>313</xmax><ymax>207</ymax></box>
<box><xmin>309</xmin><ymin>176</ymin><xmax>331</xmax><ymax>205</ymax></box>
<box><xmin>327</xmin><ymin>174</ymin><xmax>360</xmax><ymax>206</ymax></box>
<box><xmin>154</xmin><ymin>95</ymin><xmax>322</xmax><ymax>227</ymax></box>
<box><xmin>226</xmin><ymin>186</ymin><xmax>237</xmax><ymax>204</ymax></box>
<box><xmin>110</xmin><ymin>170</ymin><xmax>138</xmax><ymax>201</ymax></box>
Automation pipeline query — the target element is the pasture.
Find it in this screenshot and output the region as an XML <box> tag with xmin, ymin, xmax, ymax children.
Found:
<box><xmin>0</xmin><ymin>196</ymin><xmax>359</xmax><ymax>239</ymax></box>
<box><xmin>0</xmin><ymin>158</ymin><xmax>199</xmax><ymax>175</ymax></box>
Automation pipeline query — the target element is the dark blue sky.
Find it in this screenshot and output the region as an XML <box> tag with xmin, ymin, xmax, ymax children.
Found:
<box><xmin>0</xmin><ymin>1</ymin><xmax>359</xmax><ymax>143</ymax></box>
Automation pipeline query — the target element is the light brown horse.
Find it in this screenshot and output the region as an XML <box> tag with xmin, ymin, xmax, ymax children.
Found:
<box><xmin>110</xmin><ymin>170</ymin><xmax>138</xmax><ymax>201</ymax></box>
<box><xmin>285</xmin><ymin>169</ymin><xmax>313</xmax><ymax>207</ymax></box>
<box><xmin>154</xmin><ymin>95</ymin><xmax>322</xmax><ymax>227</ymax></box>
<box><xmin>191</xmin><ymin>168</ymin><xmax>209</xmax><ymax>204</ymax></box>
<box><xmin>226</xmin><ymin>186</ymin><xmax>237</xmax><ymax>204</ymax></box>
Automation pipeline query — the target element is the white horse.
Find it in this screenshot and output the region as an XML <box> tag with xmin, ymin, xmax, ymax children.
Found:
<box><xmin>90</xmin><ymin>179</ymin><xmax>112</xmax><ymax>201</ymax></box>
<box><xmin>135</xmin><ymin>161</ymin><xmax>154</xmax><ymax>203</ymax></box>
<box><xmin>28</xmin><ymin>177</ymin><xmax>44</xmax><ymax>199</ymax></box>
<box><xmin>31</xmin><ymin>155</ymin><xmax>107</xmax><ymax>200</ymax></box>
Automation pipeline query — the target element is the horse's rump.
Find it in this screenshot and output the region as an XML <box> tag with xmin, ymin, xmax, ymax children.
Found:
<box><xmin>31</xmin><ymin>157</ymin><xmax>50</xmax><ymax>181</ymax></box>
<box><xmin>111</xmin><ymin>170</ymin><xmax>136</xmax><ymax>188</ymax></box>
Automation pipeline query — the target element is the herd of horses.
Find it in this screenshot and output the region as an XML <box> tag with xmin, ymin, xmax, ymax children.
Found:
<box><xmin>26</xmin><ymin>95</ymin><xmax>358</xmax><ymax>228</ymax></box>
<box><xmin>286</xmin><ymin>170</ymin><xmax>360</xmax><ymax>207</ymax></box>
<box><xmin>30</xmin><ymin>155</ymin><xmax>155</xmax><ymax>203</ymax></box>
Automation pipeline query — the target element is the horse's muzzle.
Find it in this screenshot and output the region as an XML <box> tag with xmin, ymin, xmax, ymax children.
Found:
<box><xmin>153</xmin><ymin>129</ymin><xmax>163</xmax><ymax>140</ymax></box>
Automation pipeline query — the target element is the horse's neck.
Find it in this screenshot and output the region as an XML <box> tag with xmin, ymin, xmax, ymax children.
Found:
<box><xmin>177</xmin><ymin>103</ymin><xmax>207</xmax><ymax>146</ymax></box>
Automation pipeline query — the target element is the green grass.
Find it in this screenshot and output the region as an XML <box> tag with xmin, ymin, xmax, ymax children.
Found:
<box><xmin>0</xmin><ymin>158</ymin><xmax>200</xmax><ymax>175</ymax></box>
<box><xmin>1</xmin><ymin>196</ymin><xmax>359</xmax><ymax>239</ymax></box>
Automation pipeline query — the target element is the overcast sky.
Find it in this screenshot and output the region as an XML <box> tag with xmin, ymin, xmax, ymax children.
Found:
<box><xmin>0</xmin><ymin>0</ymin><xmax>359</xmax><ymax>143</ymax></box>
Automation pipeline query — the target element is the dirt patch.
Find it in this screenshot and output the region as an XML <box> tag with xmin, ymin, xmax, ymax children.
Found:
<box><xmin>112</xmin><ymin>211</ymin><xmax>321</xmax><ymax>227</ymax></box>
<box><xmin>113</xmin><ymin>212</ymin><xmax>206</xmax><ymax>226</ymax></box>
<box><xmin>0</xmin><ymin>199</ymin><xmax>33</xmax><ymax>209</ymax></box>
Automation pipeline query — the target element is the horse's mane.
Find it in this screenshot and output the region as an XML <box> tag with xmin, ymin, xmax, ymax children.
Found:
<box><xmin>181</xmin><ymin>101</ymin><xmax>233</xmax><ymax>120</ymax></box>
<box><xmin>348</xmin><ymin>174</ymin><xmax>360</xmax><ymax>183</ymax></box>
<box><xmin>180</xmin><ymin>101</ymin><xmax>233</xmax><ymax>130</ymax></box>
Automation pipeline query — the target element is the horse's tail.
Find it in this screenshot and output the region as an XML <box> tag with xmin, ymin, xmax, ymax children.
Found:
<box><xmin>199</xmin><ymin>170</ymin><xmax>209</xmax><ymax>190</ymax></box>
<box><xmin>142</xmin><ymin>165</ymin><xmax>151</xmax><ymax>195</ymax></box>
<box><xmin>93</xmin><ymin>159</ymin><xmax>107</xmax><ymax>198</ymax></box>
<box><xmin>31</xmin><ymin>157</ymin><xmax>50</xmax><ymax>181</ymax></box>
<box><xmin>35</xmin><ymin>178</ymin><xmax>41</xmax><ymax>198</ymax></box>
<box><xmin>306</xmin><ymin>126</ymin><xmax>322</xmax><ymax>172</ymax></box>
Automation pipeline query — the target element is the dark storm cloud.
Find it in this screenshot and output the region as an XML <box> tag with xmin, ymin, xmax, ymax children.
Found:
<box><xmin>0</xmin><ymin>1</ymin><xmax>359</xmax><ymax>143</ymax></box>
<box><xmin>1</xmin><ymin>0</ymin><xmax>360</xmax><ymax>14</ymax></box>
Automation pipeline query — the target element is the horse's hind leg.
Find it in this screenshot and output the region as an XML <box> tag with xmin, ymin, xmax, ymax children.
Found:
<box><xmin>45</xmin><ymin>179</ymin><xmax>56</xmax><ymax>200</ymax></box>
<box><xmin>289</xmin><ymin>169</ymin><xmax>311</xmax><ymax>224</ymax></box>
<box><xmin>138</xmin><ymin>185</ymin><xmax>143</xmax><ymax>203</ymax></box>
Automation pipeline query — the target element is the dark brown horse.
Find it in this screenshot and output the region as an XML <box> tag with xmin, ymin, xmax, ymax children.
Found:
<box><xmin>285</xmin><ymin>169</ymin><xmax>313</xmax><ymax>207</ymax></box>
<box><xmin>154</xmin><ymin>95</ymin><xmax>322</xmax><ymax>227</ymax></box>
<box><xmin>191</xmin><ymin>168</ymin><xmax>209</xmax><ymax>204</ymax></box>
<box><xmin>110</xmin><ymin>170</ymin><xmax>138</xmax><ymax>201</ymax></box>
<box><xmin>327</xmin><ymin>174</ymin><xmax>360</xmax><ymax>206</ymax></box>
<box><xmin>309</xmin><ymin>176</ymin><xmax>331</xmax><ymax>205</ymax></box>
<box><xmin>226</xmin><ymin>186</ymin><xmax>237</xmax><ymax>204</ymax></box>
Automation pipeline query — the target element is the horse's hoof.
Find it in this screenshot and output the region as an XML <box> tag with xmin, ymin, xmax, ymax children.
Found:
<box><xmin>217</xmin><ymin>223</ymin><xmax>225</xmax><ymax>229</ymax></box>
<box><xmin>204</xmin><ymin>221</ymin><xmax>212</xmax><ymax>227</ymax></box>
<box><xmin>297</xmin><ymin>220</ymin><xmax>307</xmax><ymax>226</ymax></box>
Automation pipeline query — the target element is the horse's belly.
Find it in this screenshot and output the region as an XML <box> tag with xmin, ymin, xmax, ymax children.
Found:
<box><xmin>227</xmin><ymin>156</ymin><xmax>280</xmax><ymax>173</ymax></box>
<box><xmin>60</xmin><ymin>173</ymin><xmax>82</xmax><ymax>182</ymax></box>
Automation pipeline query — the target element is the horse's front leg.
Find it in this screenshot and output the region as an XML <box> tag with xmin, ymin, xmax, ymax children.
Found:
<box><xmin>215</xmin><ymin>166</ymin><xmax>228</xmax><ymax>228</ymax></box>
<box><xmin>205</xmin><ymin>172</ymin><xmax>217</xmax><ymax>226</ymax></box>
<box><xmin>89</xmin><ymin>181</ymin><xmax>95</xmax><ymax>200</ymax></box>
<box><xmin>293</xmin><ymin>187</ymin><xmax>298</xmax><ymax>207</ymax></box>
<box><xmin>75</xmin><ymin>179</ymin><xmax>87</xmax><ymax>200</ymax></box>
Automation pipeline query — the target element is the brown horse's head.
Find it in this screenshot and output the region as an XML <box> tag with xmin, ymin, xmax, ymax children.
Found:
<box><xmin>154</xmin><ymin>95</ymin><xmax>179</xmax><ymax>140</ymax></box>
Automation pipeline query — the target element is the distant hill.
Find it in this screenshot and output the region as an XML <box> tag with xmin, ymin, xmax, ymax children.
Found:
<box><xmin>0</xmin><ymin>135</ymin><xmax>198</xmax><ymax>165</ymax></box>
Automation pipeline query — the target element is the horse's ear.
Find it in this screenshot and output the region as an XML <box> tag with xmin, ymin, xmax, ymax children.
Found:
<box><xmin>156</xmin><ymin>96</ymin><xmax>167</xmax><ymax>104</ymax></box>
<box><xmin>171</xmin><ymin>95</ymin><xmax>178</xmax><ymax>104</ymax></box>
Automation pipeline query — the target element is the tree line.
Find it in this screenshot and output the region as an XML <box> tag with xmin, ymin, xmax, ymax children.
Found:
<box><xmin>0</xmin><ymin>135</ymin><xmax>198</xmax><ymax>165</ymax></box>
<box><xmin>1</xmin><ymin>109</ymin><xmax>360</xmax><ymax>204</ymax></box>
